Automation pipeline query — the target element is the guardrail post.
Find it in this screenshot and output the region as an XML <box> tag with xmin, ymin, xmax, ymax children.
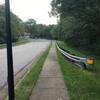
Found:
<box><xmin>81</xmin><ymin>63</ymin><xmax>87</xmax><ymax>69</ymax></box>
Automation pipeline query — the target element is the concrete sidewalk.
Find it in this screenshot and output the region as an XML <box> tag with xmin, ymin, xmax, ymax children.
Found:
<box><xmin>30</xmin><ymin>43</ymin><xmax>69</xmax><ymax>100</ymax></box>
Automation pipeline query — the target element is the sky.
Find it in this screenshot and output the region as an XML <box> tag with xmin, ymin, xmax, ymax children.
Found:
<box><xmin>0</xmin><ymin>0</ymin><xmax>57</xmax><ymax>25</ymax></box>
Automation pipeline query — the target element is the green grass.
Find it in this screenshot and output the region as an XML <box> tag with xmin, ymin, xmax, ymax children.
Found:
<box><xmin>0</xmin><ymin>39</ymin><xmax>30</xmax><ymax>49</ymax></box>
<box><xmin>57</xmin><ymin>49</ymin><xmax>100</xmax><ymax>100</ymax></box>
<box><xmin>15</xmin><ymin>42</ymin><xmax>51</xmax><ymax>100</ymax></box>
<box><xmin>57</xmin><ymin>41</ymin><xmax>86</xmax><ymax>57</ymax></box>
<box><xmin>13</xmin><ymin>39</ymin><xmax>31</xmax><ymax>46</ymax></box>
<box><xmin>0</xmin><ymin>43</ymin><xmax>6</xmax><ymax>48</ymax></box>
<box><xmin>57</xmin><ymin>41</ymin><xmax>100</xmax><ymax>72</ymax></box>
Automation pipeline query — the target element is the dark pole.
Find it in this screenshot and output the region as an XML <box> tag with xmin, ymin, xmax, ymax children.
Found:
<box><xmin>5</xmin><ymin>0</ymin><xmax>15</xmax><ymax>100</ymax></box>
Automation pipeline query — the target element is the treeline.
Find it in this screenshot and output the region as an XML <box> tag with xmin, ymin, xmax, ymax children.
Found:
<box><xmin>51</xmin><ymin>0</ymin><xmax>100</xmax><ymax>54</ymax></box>
<box><xmin>24</xmin><ymin>19</ymin><xmax>57</xmax><ymax>39</ymax></box>
<box><xmin>0</xmin><ymin>5</ymin><xmax>25</xmax><ymax>43</ymax></box>
<box><xmin>0</xmin><ymin>5</ymin><xmax>57</xmax><ymax>44</ymax></box>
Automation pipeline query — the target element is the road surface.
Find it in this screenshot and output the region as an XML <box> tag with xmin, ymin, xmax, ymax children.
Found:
<box><xmin>0</xmin><ymin>39</ymin><xmax>50</xmax><ymax>88</ymax></box>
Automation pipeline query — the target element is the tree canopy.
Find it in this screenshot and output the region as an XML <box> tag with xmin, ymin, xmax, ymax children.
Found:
<box><xmin>51</xmin><ymin>0</ymin><xmax>100</xmax><ymax>54</ymax></box>
<box><xmin>0</xmin><ymin>5</ymin><xmax>25</xmax><ymax>43</ymax></box>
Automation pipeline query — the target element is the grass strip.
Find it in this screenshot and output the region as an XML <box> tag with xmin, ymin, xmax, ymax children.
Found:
<box><xmin>15</xmin><ymin>42</ymin><xmax>51</xmax><ymax>100</ymax></box>
<box><xmin>0</xmin><ymin>39</ymin><xmax>30</xmax><ymax>49</ymax></box>
<box><xmin>57</xmin><ymin>41</ymin><xmax>100</xmax><ymax>72</ymax></box>
<box><xmin>57</xmin><ymin>48</ymin><xmax>100</xmax><ymax>100</ymax></box>
<box><xmin>57</xmin><ymin>41</ymin><xmax>86</xmax><ymax>57</ymax></box>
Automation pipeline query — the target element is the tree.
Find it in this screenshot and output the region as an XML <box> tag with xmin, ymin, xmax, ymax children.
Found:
<box><xmin>11</xmin><ymin>14</ymin><xmax>25</xmax><ymax>42</ymax></box>
<box><xmin>0</xmin><ymin>4</ymin><xmax>25</xmax><ymax>43</ymax></box>
<box><xmin>51</xmin><ymin>0</ymin><xmax>100</xmax><ymax>54</ymax></box>
<box><xmin>0</xmin><ymin>5</ymin><xmax>5</xmax><ymax>43</ymax></box>
<box><xmin>24</xmin><ymin>19</ymin><xmax>37</xmax><ymax>38</ymax></box>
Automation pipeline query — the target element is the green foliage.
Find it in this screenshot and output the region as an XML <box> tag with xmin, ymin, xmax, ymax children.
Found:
<box><xmin>24</xmin><ymin>19</ymin><xmax>58</xmax><ymax>39</ymax></box>
<box><xmin>36</xmin><ymin>24</ymin><xmax>52</xmax><ymax>39</ymax></box>
<box><xmin>58</xmin><ymin>41</ymin><xmax>100</xmax><ymax>75</ymax></box>
<box><xmin>11</xmin><ymin>14</ymin><xmax>25</xmax><ymax>42</ymax></box>
<box><xmin>51</xmin><ymin>0</ymin><xmax>100</xmax><ymax>54</ymax></box>
<box><xmin>0</xmin><ymin>4</ymin><xmax>58</xmax><ymax>42</ymax></box>
<box><xmin>0</xmin><ymin>5</ymin><xmax>25</xmax><ymax>43</ymax></box>
<box><xmin>50</xmin><ymin>24</ymin><xmax>59</xmax><ymax>39</ymax></box>
<box><xmin>0</xmin><ymin>39</ymin><xmax>30</xmax><ymax>49</ymax></box>
<box><xmin>0</xmin><ymin>5</ymin><xmax>5</xmax><ymax>43</ymax></box>
<box><xmin>24</xmin><ymin>19</ymin><xmax>36</xmax><ymax>38</ymax></box>
<box><xmin>15</xmin><ymin>43</ymin><xmax>51</xmax><ymax>100</ymax></box>
<box><xmin>57</xmin><ymin>48</ymin><xmax>100</xmax><ymax>100</ymax></box>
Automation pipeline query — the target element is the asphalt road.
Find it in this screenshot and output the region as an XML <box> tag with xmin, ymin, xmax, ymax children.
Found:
<box><xmin>0</xmin><ymin>39</ymin><xmax>50</xmax><ymax>88</ymax></box>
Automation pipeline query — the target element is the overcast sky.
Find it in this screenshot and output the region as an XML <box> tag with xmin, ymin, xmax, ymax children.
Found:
<box><xmin>0</xmin><ymin>0</ymin><xmax>57</xmax><ymax>25</ymax></box>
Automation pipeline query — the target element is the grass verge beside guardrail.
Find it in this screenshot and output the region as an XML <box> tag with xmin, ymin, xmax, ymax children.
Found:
<box><xmin>15</xmin><ymin>42</ymin><xmax>51</xmax><ymax>100</ymax></box>
<box><xmin>57</xmin><ymin>49</ymin><xmax>100</xmax><ymax>100</ymax></box>
<box><xmin>57</xmin><ymin>41</ymin><xmax>100</xmax><ymax>72</ymax></box>
<box><xmin>0</xmin><ymin>39</ymin><xmax>31</xmax><ymax>49</ymax></box>
<box><xmin>57</xmin><ymin>41</ymin><xmax>86</xmax><ymax>57</ymax></box>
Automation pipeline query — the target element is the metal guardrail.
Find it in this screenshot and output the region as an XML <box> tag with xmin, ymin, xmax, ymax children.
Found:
<box><xmin>56</xmin><ymin>43</ymin><xmax>94</xmax><ymax>69</ymax></box>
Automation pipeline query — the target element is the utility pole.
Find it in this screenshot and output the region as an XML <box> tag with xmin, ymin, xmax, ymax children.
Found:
<box><xmin>5</xmin><ymin>0</ymin><xmax>15</xmax><ymax>100</ymax></box>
